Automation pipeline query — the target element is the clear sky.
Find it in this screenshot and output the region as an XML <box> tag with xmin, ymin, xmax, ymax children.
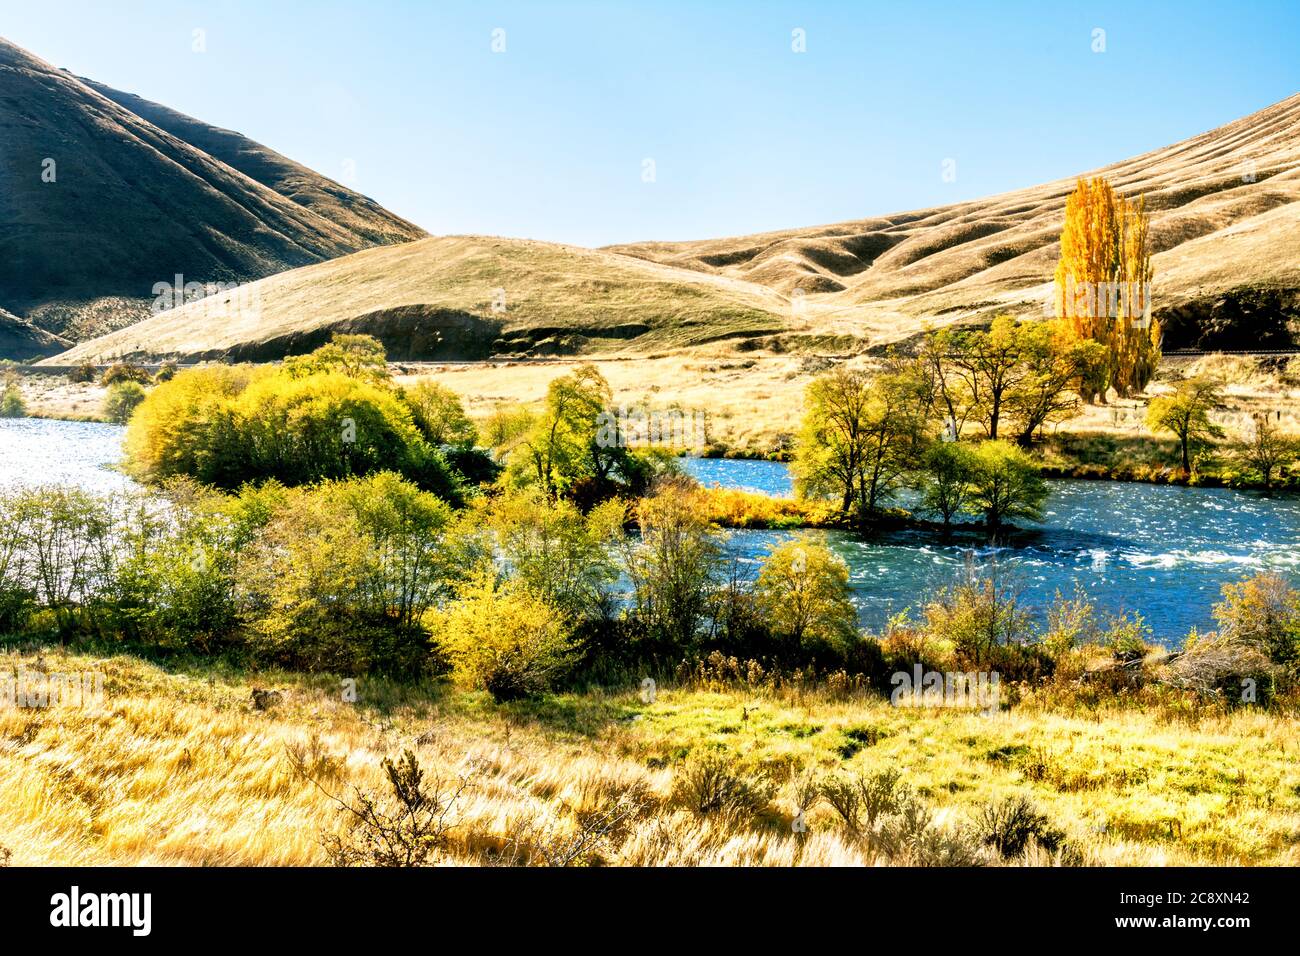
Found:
<box><xmin>3</xmin><ymin>0</ymin><xmax>1296</xmax><ymax>247</ymax></box>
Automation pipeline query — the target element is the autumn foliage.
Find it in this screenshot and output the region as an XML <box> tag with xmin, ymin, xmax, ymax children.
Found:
<box><xmin>1054</xmin><ymin>177</ymin><xmax>1160</xmax><ymax>399</ymax></box>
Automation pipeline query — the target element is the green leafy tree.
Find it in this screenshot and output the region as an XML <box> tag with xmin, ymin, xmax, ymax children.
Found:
<box><xmin>1146</xmin><ymin>377</ymin><xmax>1224</xmax><ymax>474</ymax></box>
<box><xmin>104</xmin><ymin>381</ymin><xmax>147</xmax><ymax>424</ymax></box>
<box><xmin>754</xmin><ymin>536</ymin><xmax>859</xmax><ymax>657</ymax></box>
<box><xmin>402</xmin><ymin>381</ymin><xmax>477</xmax><ymax>447</ymax></box>
<box><xmin>486</xmin><ymin>489</ymin><xmax>625</xmax><ymax>621</ymax></box>
<box><xmin>239</xmin><ymin>475</ymin><xmax>457</xmax><ymax>673</ymax></box>
<box><xmin>931</xmin><ymin>315</ymin><xmax>1025</xmax><ymax>441</ymax></box>
<box><xmin>794</xmin><ymin>366</ymin><xmax>925</xmax><ymax>519</ymax></box>
<box><xmin>1003</xmin><ymin>323</ymin><xmax>1106</xmax><ymax>446</ymax></box>
<box><xmin>919</xmin><ymin>441</ymin><xmax>976</xmax><ymax>528</ymax></box>
<box><xmin>623</xmin><ymin>481</ymin><xmax>724</xmax><ymax>655</ymax></box>
<box><xmin>1234</xmin><ymin>413</ymin><xmax>1298</xmax><ymax>491</ymax></box>
<box><xmin>967</xmin><ymin>441</ymin><xmax>1048</xmax><ymax>531</ymax></box>
<box><xmin>0</xmin><ymin>384</ymin><xmax>25</xmax><ymax>418</ymax></box>
<box><xmin>508</xmin><ymin>365</ymin><xmax>610</xmax><ymax>499</ymax></box>
<box><xmin>793</xmin><ymin>367</ymin><xmax>872</xmax><ymax>513</ymax></box>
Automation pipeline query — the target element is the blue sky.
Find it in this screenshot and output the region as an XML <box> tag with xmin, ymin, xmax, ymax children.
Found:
<box><xmin>3</xmin><ymin>0</ymin><xmax>1296</xmax><ymax>246</ymax></box>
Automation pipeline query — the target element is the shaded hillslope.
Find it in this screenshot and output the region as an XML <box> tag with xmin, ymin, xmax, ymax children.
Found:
<box><xmin>0</xmin><ymin>36</ymin><xmax>424</xmax><ymax>346</ymax></box>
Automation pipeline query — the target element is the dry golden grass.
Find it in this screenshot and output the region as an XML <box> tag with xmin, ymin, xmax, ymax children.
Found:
<box><xmin>2</xmin><ymin>646</ymin><xmax>1297</xmax><ymax>866</ymax></box>
<box><xmin>394</xmin><ymin>353</ymin><xmax>831</xmax><ymax>455</ymax></box>
<box><xmin>7</xmin><ymin>376</ymin><xmax>107</xmax><ymax>421</ymax></box>
<box><xmin>48</xmin><ymin>236</ymin><xmax>791</xmax><ymax>366</ymax></box>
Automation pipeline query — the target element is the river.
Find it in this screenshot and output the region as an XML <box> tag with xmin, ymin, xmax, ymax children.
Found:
<box><xmin>683</xmin><ymin>458</ymin><xmax>1300</xmax><ymax>642</ymax></box>
<box><xmin>4</xmin><ymin>418</ymin><xmax>1298</xmax><ymax>641</ymax></box>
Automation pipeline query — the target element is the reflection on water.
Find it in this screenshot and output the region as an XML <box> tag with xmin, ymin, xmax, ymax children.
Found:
<box><xmin>4</xmin><ymin>420</ymin><xmax>1298</xmax><ymax>641</ymax></box>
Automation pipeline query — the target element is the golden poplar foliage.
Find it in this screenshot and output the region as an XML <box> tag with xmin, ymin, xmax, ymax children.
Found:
<box><xmin>1054</xmin><ymin>177</ymin><xmax>1160</xmax><ymax>400</ymax></box>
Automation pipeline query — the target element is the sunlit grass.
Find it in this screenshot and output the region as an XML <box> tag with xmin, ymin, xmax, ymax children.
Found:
<box><xmin>1</xmin><ymin>646</ymin><xmax>1297</xmax><ymax>866</ymax></box>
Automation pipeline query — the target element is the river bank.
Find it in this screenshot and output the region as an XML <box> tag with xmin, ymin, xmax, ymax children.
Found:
<box><xmin>7</xmin><ymin>417</ymin><xmax>1300</xmax><ymax>640</ymax></box>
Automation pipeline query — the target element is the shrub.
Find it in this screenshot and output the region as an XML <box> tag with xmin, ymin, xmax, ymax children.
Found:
<box><xmin>153</xmin><ymin>361</ymin><xmax>178</xmax><ymax>383</ymax></box>
<box><xmin>103</xmin><ymin>483</ymin><xmax>270</xmax><ymax>650</ymax></box>
<box><xmin>228</xmin><ymin>371</ymin><xmax>460</xmax><ymax>497</ymax></box>
<box><xmin>238</xmin><ymin>491</ymin><xmax>357</xmax><ymax>669</ymax></box>
<box><xmin>973</xmin><ymin>795</ymin><xmax>1067</xmax><ymax>857</ymax></box>
<box><xmin>0</xmin><ymin>386</ymin><xmax>24</xmax><ymax>418</ymax></box>
<box><xmin>0</xmin><ymin>587</ymin><xmax>33</xmax><ymax>633</ymax></box>
<box><xmin>820</xmin><ymin>768</ymin><xmax>903</xmax><ymax>835</ymax></box>
<box><xmin>1104</xmin><ymin>612</ymin><xmax>1153</xmax><ymax>663</ymax></box>
<box><xmin>322</xmin><ymin>472</ymin><xmax>459</xmax><ymax>628</ymax></box>
<box><xmin>124</xmin><ymin>363</ymin><xmax>260</xmax><ymax>481</ymax></box>
<box><xmin>0</xmin><ymin>487</ymin><xmax>112</xmax><ymax>635</ymax></box>
<box><xmin>442</xmin><ymin>445</ymin><xmax>501</xmax><ymax>488</ymax></box>
<box><xmin>289</xmin><ymin>748</ymin><xmax>475</xmax><ymax>867</ymax></box>
<box><xmin>924</xmin><ymin>561</ymin><xmax>1033</xmax><ymax>667</ymax></box>
<box><xmin>873</xmin><ymin>789</ymin><xmax>984</xmax><ymax>866</ymax></box>
<box><xmin>698</xmin><ymin>487</ymin><xmax>838</xmax><ymax>529</ymax></box>
<box><xmin>754</xmin><ymin>535</ymin><xmax>859</xmax><ymax>661</ymax></box>
<box><xmin>126</xmin><ymin>360</ymin><xmax>463</xmax><ymax>500</ymax></box>
<box><xmin>0</xmin><ymin>491</ymin><xmax>35</xmax><ymax>631</ymax></box>
<box><xmin>68</xmin><ymin>362</ymin><xmax>97</xmax><ymax>384</ymax></box>
<box><xmin>431</xmin><ymin>574</ymin><xmax>576</xmax><ymax>701</ymax></box>
<box><xmin>671</xmin><ymin>751</ymin><xmax>774</xmax><ymax>819</ymax></box>
<box><xmin>100</xmin><ymin>363</ymin><xmax>152</xmax><ymax>387</ymax></box>
<box><xmin>401</xmin><ymin>380</ymin><xmax>477</xmax><ymax>446</ymax></box>
<box><xmin>241</xmin><ymin>475</ymin><xmax>455</xmax><ymax>674</ymax></box>
<box><xmin>283</xmin><ymin>334</ymin><xmax>389</xmax><ymax>382</ymax></box>
<box><xmin>103</xmin><ymin>381</ymin><xmax>147</xmax><ymax>424</ymax></box>
<box><xmin>1042</xmin><ymin>587</ymin><xmax>1102</xmax><ymax>658</ymax></box>
<box><xmin>1212</xmin><ymin>572</ymin><xmax>1300</xmax><ymax>666</ymax></box>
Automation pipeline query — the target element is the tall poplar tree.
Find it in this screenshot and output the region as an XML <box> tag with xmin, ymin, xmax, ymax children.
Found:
<box><xmin>1054</xmin><ymin>177</ymin><xmax>1160</xmax><ymax>400</ymax></box>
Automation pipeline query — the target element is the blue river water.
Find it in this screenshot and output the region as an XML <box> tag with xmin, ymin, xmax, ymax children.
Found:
<box><xmin>4</xmin><ymin>419</ymin><xmax>1297</xmax><ymax>642</ymax></box>
<box><xmin>682</xmin><ymin>457</ymin><xmax>1300</xmax><ymax>642</ymax></box>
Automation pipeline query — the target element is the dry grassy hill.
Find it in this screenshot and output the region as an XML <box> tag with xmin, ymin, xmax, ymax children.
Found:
<box><xmin>77</xmin><ymin>76</ymin><xmax>424</xmax><ymax>250</ymax></box>
<box><xmin>37</xmin><ymin>82</ymin><xmax>1300</xmax><ymax>365</ymax></box>
<box><xmin>0</xmin><ymin>36</ymin><xmax>424</xmax><ymax>352</ymax></box>
<box><xmin>609</xmin><ymin>93</ymin><xmax>1300</xmax><ymax>351</ymax></box>
<box><xmin>49</xmin><ymin>235</ymin><xmax>790</xmax><ymax>363</ymax></box>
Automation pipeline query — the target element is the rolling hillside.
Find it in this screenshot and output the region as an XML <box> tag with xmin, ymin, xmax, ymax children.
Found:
<box><xmin>608</xmin><ymin>93</ymin><xmax>1300</xmax><ymax>352</ymax></box>
<box><xmin>48</xmin><ymin>235</ymin><xmax>790</xmax><ymax>363</ymax></box>
<box><xmin>0</xmin><ymin>36</ymin><xmax>424</xmax><ymax>352</ymax></box>
<box><xmin>38</xmin><ymin>83</ymin><xmax>1300</xmax><ymax>364</ymax></box>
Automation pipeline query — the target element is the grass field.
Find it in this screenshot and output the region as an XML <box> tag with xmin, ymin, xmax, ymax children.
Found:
<box><xmin>3</xmin><ymin>645</ymin><xmax>1296</xmax><ymax>866</ymax></box>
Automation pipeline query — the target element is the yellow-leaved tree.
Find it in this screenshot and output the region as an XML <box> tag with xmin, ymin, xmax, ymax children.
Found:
<box><xmin>1054</xmin><ymin>176</ymin><xmax>1159</xmax><ymax>400</ymax></box>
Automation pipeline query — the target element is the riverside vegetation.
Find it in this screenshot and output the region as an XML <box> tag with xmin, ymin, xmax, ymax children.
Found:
<box><xmin>2</xmin><ymin>333</ymin><xmax>1300</xmax><ymax>866</ymax></box>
